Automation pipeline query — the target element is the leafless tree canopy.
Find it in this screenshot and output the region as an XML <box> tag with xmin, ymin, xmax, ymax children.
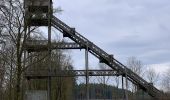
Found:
<box><xmin>162</xmin><ymin>68</ymin><xmax>170</xmax><ymax>92</ymax></box>
<box><xmin>127</xmin><ymin>57</ymin><xmax>143</xmax><ymax>76</ymax></box>
<box><xmin>146</xmin><ymin>67</ymin><xmax>159</xmax><ymax>85</ymax></box>
<box><xmin>0</xmin><ymin>1</ymin><xmax>73</xmax><ymax>100</ymax></box>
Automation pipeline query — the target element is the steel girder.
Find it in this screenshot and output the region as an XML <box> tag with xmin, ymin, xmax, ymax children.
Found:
<box><xmin>24</xmin><ymin>40</ymin><xmax>82</xmax><ymax>52</ymax></box>
<box><xmin>25</xmin><ymin>69</ymin><xmax>121</xmax><ymax>79</ymax></box>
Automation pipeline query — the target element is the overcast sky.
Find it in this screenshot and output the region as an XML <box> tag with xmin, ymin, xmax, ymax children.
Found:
<box><xmin>52</xmin><ymin>0</ymin><xmax>170</xmax><ymax>73</ymax></box>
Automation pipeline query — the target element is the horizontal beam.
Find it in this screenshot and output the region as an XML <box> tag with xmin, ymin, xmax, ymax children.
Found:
<box><xmin>24</xmin><ymin>40</ymin><xmax>83</xmax><ymax>52</ymax></box>
<box><xmin>25</xmin><ymin>69</ymin><xmax>122</xmax><ymax>79</ymax></box>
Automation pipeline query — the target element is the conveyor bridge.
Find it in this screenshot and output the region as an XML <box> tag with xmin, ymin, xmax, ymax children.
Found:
<box><xmin>50</xmin><ymin>15</ymin><xmax>163</xmax><ymax>99</ymax></box>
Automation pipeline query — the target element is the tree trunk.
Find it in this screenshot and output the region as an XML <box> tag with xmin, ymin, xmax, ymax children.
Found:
<box><xmin>15</xmin><ymin>56</ymin><xmax>22</xmax><ymax>100</ymax></box>
<box><xmin>15</xmin><ymin>35</ymin><xmax>22</xmax><ymax>100</ymax></box>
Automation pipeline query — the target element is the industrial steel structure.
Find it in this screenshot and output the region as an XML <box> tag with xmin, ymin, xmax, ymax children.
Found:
<box><xmin>24</xmin><ymin>0</ymin><xmax>165</xmax><ymax>100</ymax></box>
<box><xmin>25</xmin><ymin>69</ymin><xmax>122</xmax><ymax>78</ymax></box>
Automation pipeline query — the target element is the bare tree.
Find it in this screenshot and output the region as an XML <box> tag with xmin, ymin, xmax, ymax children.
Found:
<box><xmin>126</xmin><ymin>57</ymin><xmax>143</xmax><ymax>95</ymax></box>
<box><xmin>0</xmin><ymin>0</ymin><xmax>69</xmax><ymax>100</ymax></box>
<box><xmin>114</xmin><ymin>76</ymin><xmax>120</xmax><ymax>99</ymax></box>
<box><xmin>0</xmin><ymin>0</ymin><xmax>38</xmax><ymax>100</ymax></box>
<box><xmin>161</xmin><ymin>68</ymin><xmax>170</xmax><ymax>92</ymax></box>
<box><xmin>96</xmin><ymin>63</ymin><xmax>111</xmax><ymax>99</ymax></box>
<box><xmin>127</xmin><ymin>57</ymin><xmax>143</xmax><ymax>76</ymax></box>
<box><xmin>97</xmin><ymin>63</ymin><xmax>111</xmax><ymax>84</ymax></box>
<box><xmin>145</xmin><ymin>67</ymin><xmax>159</xmax><ymax>86</ymax></box>
<box><xmin>0</xmin><ymin>52</ymin><xmax>6</xmax><ymax>99</ymax></box>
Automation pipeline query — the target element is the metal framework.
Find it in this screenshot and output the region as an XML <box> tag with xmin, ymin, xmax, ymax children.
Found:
<box><xmin>24</xmin><ymin>0</ymin><xmax>50</xmax><ymax>26</ymax></box>
<box><xmin>51</xmin><ymin>16</ymin><xmax>163</xmax><ymax>99</ymax></box>
<box><xmin>24</xmin><ymin>0</ymin><xmax>164</xmax><ymax>100</ymax></box>
<box><xmin>24</xmin><ymin>40</ymin><xmax>82</xmax><ymax>52</ymax></box>
<box><xmin>24</xmin><ymin>0</ymin><xmax>53</xmax><ymax>100</ymax></box>
<box><xmin>25</xmin><ymin>69</ymin><xmax>122</xmax><ymax>78</ymax></box>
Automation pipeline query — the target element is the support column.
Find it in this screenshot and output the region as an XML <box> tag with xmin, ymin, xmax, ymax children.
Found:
<box><xmin>85</xmin><ymin>46</ymin><xmax>89</xmax><ymax>100</ymax></box>
<box><xmin>142</xmin><ymin>90</ymin><xmax>144</xmax><ymax>100</ymax></box>
<box><xmin>122</xmin><ymin>76</ymin><xmax>125</xmax><ymax>100</ymax></box>
<box><xmin>28</xmin><ymin>52</ymin><xmax>31</xmax><ymax>90</ymax></box>
<box><xmin>47</xmin><ymin>0</ymin><xmax>52</xmax><ymax>100</ymax></box>
<box><xmin>125</xmin><ymin>71</ymin><xmax>128</xmax><ymax>100</ymax></box>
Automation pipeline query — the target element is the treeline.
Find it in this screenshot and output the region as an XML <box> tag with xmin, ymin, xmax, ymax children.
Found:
<box><xmin>74</xmin><ymin>83</ymin><xmax>152</xmax><ymax>100</ymax></box>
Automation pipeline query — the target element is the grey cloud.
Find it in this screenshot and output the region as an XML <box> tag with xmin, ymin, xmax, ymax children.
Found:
<box><xmin>107</xmin><ymin>33</ymin><xmax>170</xmax><ymax>64</ymax></box>
<box><xmin>53</xmin><ymin>0</ymin><xmax>170</xmax><ymax>66</ymax></box>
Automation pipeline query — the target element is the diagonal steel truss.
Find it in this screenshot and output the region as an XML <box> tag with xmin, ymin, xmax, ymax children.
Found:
<box><xmin>49</xmin><ymin>15</ymin><xmax>163</xmax><ymax>99</ymax></box>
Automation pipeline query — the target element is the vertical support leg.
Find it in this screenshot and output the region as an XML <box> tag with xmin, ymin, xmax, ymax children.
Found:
<box><xmin>115</xmin><ymin>76</ymin><xmax>119</xmax><ymax>100</ymax></box>
<box><xmin>85</xmin><ymin>46</ymin><xmax>89</xmax><ymax>100</ymax></box>
<box><xmin>122</xmin><ymin>76</ymin><xmax>125</xmax><ymax>100</ymax></box>
<box><xmin>47</xmin><ymin>0</ymin><xmax>52</xmax><ymax>100</ymax></box>
<box><xmin>22</xmin><ymin>50</ymin><xmax>26</xmax><ymax>100</ymax></box>
<box><xmin>125</xmin><ymin>73</ymin><xmax>128</xmax><ymax>100</ymax></box>
<box><xmin>28</xmin><ymin>52</ymin><xmax>31</xmax><ymax>90</ymax></box>
<box><xmin>48</xmin><ymin>74</ymin><xmax>51</xmax><ymax>100</ymax></box>
<box><xmin>104</xmin><ymin>76</ymin><xmax>106</xmax><ymax>100</ymax></box>
<box><xmin>142</xmin><ymin>90</ymin><xmax>144</xmax><ymax>100</ymax></box>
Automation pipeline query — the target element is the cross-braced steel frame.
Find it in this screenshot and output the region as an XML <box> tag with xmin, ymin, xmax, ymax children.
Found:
<box><xmin>23</xmin><ymin>0</ymin><xmax>165</xmax><ymax>100</ymax></box>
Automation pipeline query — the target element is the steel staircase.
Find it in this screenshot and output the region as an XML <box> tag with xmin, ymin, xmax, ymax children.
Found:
<box><xmin>51</xmin><ymin>15</ymin><xmax>163</xmax><ymax>99</ymax></box>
